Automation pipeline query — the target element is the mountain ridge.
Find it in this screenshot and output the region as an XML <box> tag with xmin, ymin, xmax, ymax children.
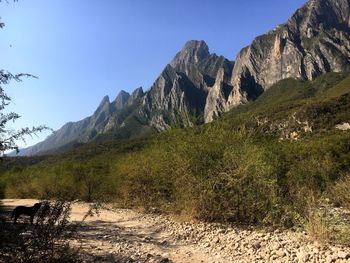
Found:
<box><xmin>16</xmin><ymin>0</ymin><xmax>350</xmax><ymax>156</ymax></box>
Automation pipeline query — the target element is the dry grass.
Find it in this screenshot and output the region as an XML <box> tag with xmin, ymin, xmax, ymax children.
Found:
<box><xmin>305</xmin><ymin>209</ymin><xmax>330</xmax><ymax>243</ymax></box>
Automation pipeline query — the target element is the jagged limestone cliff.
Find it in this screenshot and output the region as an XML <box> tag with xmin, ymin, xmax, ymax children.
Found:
<box><xmin>204</xmin><ymin>0</ymin><xmax>350</xmax><ymax>122</ymax></box>
<box><xmin>141</xmin><ymin>41</ymin><xmax>233</xmax><ymax>131</ymax></box>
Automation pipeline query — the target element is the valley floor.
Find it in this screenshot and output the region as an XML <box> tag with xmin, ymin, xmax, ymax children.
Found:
<box><xmin>1</xmin><ymin>199</ymin><xmax>350</xmax><ymax>263</ymax></box>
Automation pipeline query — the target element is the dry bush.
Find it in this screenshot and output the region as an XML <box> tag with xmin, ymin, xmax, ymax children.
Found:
<box><xmin>0</xmin><ymin>200</ymin><xmax>82</xmax><ymax>263</ymax></box>
<box><xmin>304</xmin><ymin>196</ymin><xmax>330</xmax><ymax>244</ymax></box>
<box><xmin>305</xmin><ymin>209</ymin><xmax>330</xmax><ymax>243</ymax></box>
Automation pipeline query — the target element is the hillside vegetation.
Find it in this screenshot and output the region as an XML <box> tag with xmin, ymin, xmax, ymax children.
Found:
<box><xmin>1</xmin><ymin>73</ymin><xmax>350</xmax><ymax>231</ymax></box>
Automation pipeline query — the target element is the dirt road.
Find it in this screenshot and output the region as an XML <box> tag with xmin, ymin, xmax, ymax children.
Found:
<box><xmin>1</xmin><ymin>199</ymin><xmax>350</xmax><ymax>263</ymax></box>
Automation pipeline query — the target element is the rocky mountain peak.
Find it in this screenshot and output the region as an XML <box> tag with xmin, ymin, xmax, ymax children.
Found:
<box><xmin>131</xmin><ymin>87</ymin><xmax>144</xmax><ymax>98</ymax></box>
<box><xmin>128</xmin><ymin>87</ymin><xmax>144</xmax><ymax>105</ymax></box>
<box><xmin>114</xmin><ymin>90</ymin><xmax>130</xmax><ymax>110</ymax></box>
<box><xmin>99</xmin><ymin>95</ymin><xmax>110</xmax><ymax>105</ymax></box>
<box><xmin>95</xmin><ymin>95</ymin><xmax>110</xmax><ymax>114</ymax></box>
<box><xmin>170</xmin><ymin>40</ymin><xmax>210</xmax><ymax>68</ymax></box>
<box><xmin>288</xmin><ymin>0</ymin><xmax>350</xmax><ymax>34</ymax></box>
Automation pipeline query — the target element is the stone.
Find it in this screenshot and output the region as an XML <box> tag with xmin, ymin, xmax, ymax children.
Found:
<box><xmin>297</xmin><ymin>250</ymin><xmax>310</xmax><ymax>263</ymax></box>
<box><xmin>276</xmin><ymin>249</ymin><xmax>286</xmax><ymax>257</ymax></box>
<box><xmin>161</xmin><ymin>240</ymin><xmax>169</xmax><ymax>247</ymax></box>
<box><xmin>213</xmin><ymin>237</ymin><xmax>220</xmax><ymax>244</ymax></box>
<box><xmin>325</xmin><ymin>255</ymin><xmax>334</xmax><ymax>263</ymax></box>
<box><xmin>252</xmin><ymin>241</ymin><xmax>262</xmax><ymax>250</ymax></box>
<box><xmin>159</xmin><ymin>258</ymin><xmax>170</xmax><ymax>263</ymax></box>
<box><xmin>272</xmin><ymin>244</ymin><xmax>281</xmax><ymax>251</ymax></box>
<box><xmin>338</xmin><ymin>251</ymin><xmax>350</xmax><ymax>259</ymax></box>
<box><xmin>335</xmin><ymin>122</ymin><xmax>350</xmax><ymax>131</ymax></box>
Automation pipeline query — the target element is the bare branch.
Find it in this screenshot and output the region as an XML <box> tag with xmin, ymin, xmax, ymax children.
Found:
<box><xmin>0</xmin><ymin>0</ymin><xmax>49</xmax><ymax>157</ymax></box>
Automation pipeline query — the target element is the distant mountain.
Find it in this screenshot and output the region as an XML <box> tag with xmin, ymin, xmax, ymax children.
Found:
<box><xmin>16</xmin><ymin>0</ymin><xmax>350</xmax><ymax>156</ymax></box>
<box><xmin>17</xmin><ymin>87</ymin><xmax>146</xmax><ymax>156</ymax></box>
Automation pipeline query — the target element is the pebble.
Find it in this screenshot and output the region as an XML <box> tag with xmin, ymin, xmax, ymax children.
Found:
<box><xmin>252</xmin><ymin>241</ymin><xmax>261</xmax><ymax>250</ymax></box>
<box><xmin>276</xmin><ymin>249</ymin><xmax>286</xmax><ymax>257</ymax></box>
<box><xmin>338</xmin><ymin>251</ymin><xmax>350</xmax><ymax>259</ymax></box>
<box><xmin>297</xmin><ymin>250</ymin><xmax>310</xmax><ymax>263</ymax></box>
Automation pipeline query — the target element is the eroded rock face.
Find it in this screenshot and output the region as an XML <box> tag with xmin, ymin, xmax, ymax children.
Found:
<box><xmin>141</xmin><ymin>65</ymin><xmax>193</xmax><ymax>131</ymax></box>
<box><xmin>204</xmin><ymin>68</ymin><xmax>232</xmax><ymax>123</ymax></box>
<box><xmin>208</xmin><ymin>0</ymin><xmax>350</xmax><ymax>120</ymax></box>
<box><xmin>128</xmin><ymin>87</ymin><xmax>144</xmax><ymax>106</ymax></box>
<box><xmin>113</xmin><ymin>90</ymin><xmax>130</xmax><ymax>111</ymax></box>
<box><xmin>141</xmin><ymin>40</ymin><xmax>233</xmax><ymax>131</ymax></box>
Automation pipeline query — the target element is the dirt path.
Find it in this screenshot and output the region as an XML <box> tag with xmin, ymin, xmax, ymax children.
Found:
<box><xmin>2</xmin><ymin>199</ymin><xmax>350</xmax><ymax>263</ymax></box>
<box><xmin>1</xmin><ymin>199</ymin><xmax>219</xmax><ymax>263</ymax></box>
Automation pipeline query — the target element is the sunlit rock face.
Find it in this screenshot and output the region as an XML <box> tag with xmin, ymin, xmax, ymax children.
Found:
<box><xmin>141</xmin><ymin>40</ymin><xmax>234</xmax><ymax>130</ymax></box>
<box><xmin>218</xmin><ymin>0</ymin><xmax>350</xmax><ymax>117</ymax></box>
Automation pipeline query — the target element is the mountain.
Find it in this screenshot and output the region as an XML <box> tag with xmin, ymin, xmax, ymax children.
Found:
<box><xmin>206</xmin><ymin>0</ymin><xmax>350</xmax><ymax>122</ymax></box>
<box><xmin>16</xmin><ymin>0</ymin><xmax>350</xmax><ymax>156</ymax></box>
<box><xmin>17</xmin><ymin>88</ymin><xmax>146</xmax><ymax>156</ymax></box>
<box><xmin>140</xmin><ymin>40</ymin><xmax>234</xmax><ymax>131</ymax></box>
<box><xmin>16</xmin><ymin>41</ymin><xmax>234</xmax><ymax>155</ymax></box>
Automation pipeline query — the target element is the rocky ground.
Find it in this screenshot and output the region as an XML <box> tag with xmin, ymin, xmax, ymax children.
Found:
<box><xmin>1</xmin><ymin>199</ymin><xmax>350</xmax><ymax>263</ymax></box>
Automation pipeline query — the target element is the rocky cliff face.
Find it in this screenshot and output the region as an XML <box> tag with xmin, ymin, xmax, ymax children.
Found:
<box><xmin>18</xmin><ymin>0</ymin><xmax>350</xmax><ymax>155</ymax></box>
<box><xmin>141</xmin><ymin>40</ymin><xmax>233</xmax><ymax>131</ymax></box>
<box><xmin>204</xmin><ymin>0</ymin><xmax>350</xmax><ymax>122</ymax></box>
<box><xmin>113</xmin><ymin>91</ymin><xmax>130</xmax><ymax>110</ymax></box>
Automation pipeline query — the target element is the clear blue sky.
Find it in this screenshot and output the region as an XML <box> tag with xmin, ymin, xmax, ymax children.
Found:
<box><xmin>0</xmin><ymin>0</ymin><xmax>306</xmax><ymax>147</ymax></box>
